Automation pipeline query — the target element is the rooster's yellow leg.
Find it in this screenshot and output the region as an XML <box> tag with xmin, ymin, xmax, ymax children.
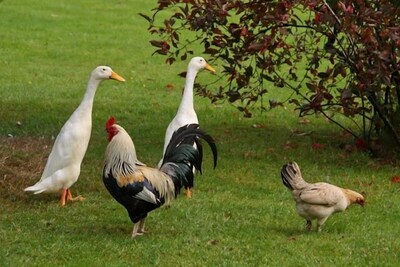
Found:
<box><xmin>132</xmin><ymin>222</ymin><xmax>144</xmax><ymax>238</ymax></box>
<box><xmin>138</xmin><ymin>219</ymin><xmax>146</xmax><ymax>234</ymax></box>
<box><xmin>66</xmin><ymin>189</ymin><xmax>85</xmax><ymax>203</ymax></box>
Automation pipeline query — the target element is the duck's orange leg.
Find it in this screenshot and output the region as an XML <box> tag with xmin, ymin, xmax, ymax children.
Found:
<box><xmin>66</xmin><ymin>189</ymin><xmax>85</xmax><ymax>203</ymax></box>
<box><xmin>60</xmin><ymin>189</ymin><xmax>68</xmax><ymax>206</ymax></box>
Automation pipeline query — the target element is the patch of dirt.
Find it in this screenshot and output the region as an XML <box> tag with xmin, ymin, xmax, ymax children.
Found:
<box><xmin>0</xmin><ymin>136</ymin><xmax>52</xmax><ymax>205</ymax></box>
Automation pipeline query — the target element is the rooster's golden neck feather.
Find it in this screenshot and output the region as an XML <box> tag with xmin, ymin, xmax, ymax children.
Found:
<box><xmin>104</xmin><ymin>124</ymin><xmax>139</xmax><ymax>178</ymax></box>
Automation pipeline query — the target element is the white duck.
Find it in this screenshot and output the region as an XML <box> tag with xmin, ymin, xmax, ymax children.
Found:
<box><xmin>159</xmin><ymin>57</ymin><xmax>215</xmax><ymax>197</ymax></box>
<box><xmin>24</xmin><ymin>66</ymin><xmax>125</xmax><ymax>206</ymax></box>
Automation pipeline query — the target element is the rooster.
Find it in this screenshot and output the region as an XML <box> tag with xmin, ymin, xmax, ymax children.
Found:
<box><xmin>102</xmin><ymin>117</ymin><xmax>217</xmax><ymax>237</ymax></box>
<box><xmin>281</xmin><ymin>162</ymin><xmax>365</xmax><ymax>232</ymax></box>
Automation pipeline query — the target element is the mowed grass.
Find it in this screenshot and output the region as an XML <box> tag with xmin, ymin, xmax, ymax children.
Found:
<box><xmin>1</xmin><ymin>0</ymin><xmax>400</xmax><ymax>266</ymax></box>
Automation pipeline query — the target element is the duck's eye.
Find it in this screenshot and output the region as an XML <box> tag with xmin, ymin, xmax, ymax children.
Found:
<box><xmin>102</xmin><ymin>68</ymin><xmax>106</xmax><ymax>72</ymax></box>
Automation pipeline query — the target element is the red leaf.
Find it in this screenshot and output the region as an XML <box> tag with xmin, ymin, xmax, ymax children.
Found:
<box><xmin>391</xmin><ymin>176</ymin><xmax>400</xmax><ymax>183</ymax></box>
<box><xmin>240</xmin><ymin>27</ymin><xmax>249</xmax><ymax>37</ymax></box>
<box><xmin>165</xmin><ymin>84</ymin><xmax>175</xmax><ymax>89</ymax></box>
<box><xmin>314</xmin><ymin>12</ymin><xmax>322</xmax><ymax>24</ymax></box>
<box><xmin>154</xmin><ymin>49</ymin><xmax>168</xmax><ymax>55</ymax></box>
<box><xmin>355</xmin><ymin>138</ymin><xmax>368</xmax><ymax>151</ymax></box>
<box><xmin>166</xmin><ymin>57</ymin><xmax>176</xmax><ymax>65</ymax></box>
<box><xmin>323</xmin><ymin>92</ymin><xmax>333</xmax><ymax>101</ymax></box>
<box><xmin>205</xmin><ymin>48</ymin><xmax>218</xmax><ymax>55</ymax></box>
<box><xmin>311</xmin><ymin>143</ymin><xmax>325</xmax><ymax>149</ymax></box>
<box><xmin>150</xmin><ymin>40</ymin><xmax>165</xmax><ymax>48</ymax></box>
<box><xmin>317</xmin><ymin>72</ymin><xmax>330</xmax><ymax>79</ymax></box>
<box><xmin>248</xmin><ymin>43</ymin><xmax>264</xmax><ymax>51</ymax></box>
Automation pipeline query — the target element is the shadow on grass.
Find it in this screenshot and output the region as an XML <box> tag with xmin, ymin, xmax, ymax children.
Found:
<box><xmin>268</xmin><ymin>223</ymin><xmax>310</xmax><ymax>237</ymax></box>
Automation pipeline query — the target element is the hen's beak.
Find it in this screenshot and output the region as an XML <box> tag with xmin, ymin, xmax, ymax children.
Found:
<box><xmin>110</xmin><ymin>71</ymin><xmax>126</xmax><ymax>82</ymax></box>
<box><xmin>205</xmin><ymin>64</ymin><xmax>216</xmax><ymax>73</ymax></box>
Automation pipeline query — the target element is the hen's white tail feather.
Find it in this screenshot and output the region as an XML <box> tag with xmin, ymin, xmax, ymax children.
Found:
<box><xmin>281</xmin><ymin>162</ymin><xmax>308</xmax><ymax>190</ymax></box>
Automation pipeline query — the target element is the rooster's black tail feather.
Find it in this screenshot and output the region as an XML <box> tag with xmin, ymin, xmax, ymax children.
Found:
<box><xmin>160</xmin><ymin>124</ymin><xmax>218</xmax><ymax>192</ymax></box>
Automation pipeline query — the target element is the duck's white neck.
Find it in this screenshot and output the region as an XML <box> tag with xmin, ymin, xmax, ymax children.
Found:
<box><xmin>177</xmin><ymin>67</ymin><xmax>198</xmax><ymax>114</ymax></box>
<box><xmin>77</xmin><ymin>76</ymin><xmax>101</xmax><ymax>114</ymax></box>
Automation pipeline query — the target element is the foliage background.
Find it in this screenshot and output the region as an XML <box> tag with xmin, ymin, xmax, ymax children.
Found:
<box><xmin>144</xmin><ymin>0</ymin><xmax>400</xmax><ymax>154</ymax></box>
<box><xmin>0</xmin><ymin>0</ymin><xmax>399</xmax><ymax>266</ymax></box>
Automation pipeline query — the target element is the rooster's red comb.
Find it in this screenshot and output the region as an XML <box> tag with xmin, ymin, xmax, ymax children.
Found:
<box><xmin>106</xmin><ymin>117</ymin><xmax>116</xmax><ymax>129</ymax></box>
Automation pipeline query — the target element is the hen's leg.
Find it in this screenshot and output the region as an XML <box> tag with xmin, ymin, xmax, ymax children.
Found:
<box><xmin>306</xmin><ymin>220</ymin><xmax>312</xmax><ymax>231</ymax></box>
<box><xmin>317</xmin><ymin>217</ymin><xmax>328</xmax><ymax>232</ymax></box>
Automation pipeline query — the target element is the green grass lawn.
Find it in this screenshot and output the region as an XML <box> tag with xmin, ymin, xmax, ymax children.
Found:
<box><xmin>1</xmin><ymin>0</ymin><xmax>400</xmax><ymax>266</ymax></box>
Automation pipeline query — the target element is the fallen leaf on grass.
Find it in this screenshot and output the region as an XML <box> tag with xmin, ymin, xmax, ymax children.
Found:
<box><xmin>252</xmin><ymin>123</ymin><xmax>266</xmax><ymax>128</ymax></box>
<box><xmin>339</xmin><ymin>130</ymin><xmax>353</xmax><ymax>139</ymax></box>
<box><xmin>311</xmin><ymin>143</ymin><xmax>325</xmax><ymax>149</ymax></box>
<box><xmin>283</xmin><ymin>141</ymin><xmax>298</xmax><ymax>150</ymax></box>
<box><xmin>355</xmin><ymin>138</ymin><xmax>368</xmax><ymax>151</ymax></box>
<box><xmin>208</xmin><ymin>239</ymin><xmax>220</xmax><ymax>245</ymax></box>
<box><xmin>338</xmin><ymin>152</ymin><xmax>350</xmax><ymax>159</ymax></box>
<box><xmin>361</xmin><ymin>182</ymin><xmax>373</xmax><ymax>187</ymax></box>
<box><xmin>341</xmin><ymin>144</ymin><xmax>355</xmax><ymax>153</ymax></box>
<box><xmin>243</xmin><ymin>151</ymin><xmax>257</xmax><ymax>158</ymax></box>
<box><xmin>299</xmin><ymin>118</ymin><xmax>311</xmax><ymax>124</ymax></box>
<box><xmin>291</xmin><ymin>129</ymin><xmax>313</xmax><ymax>137</ymax></box>
<box><xmin>391</xmin><ymin>176</ymin><xmax>400</xmax><ymax>183</ymax></box>
<box><xmin>165</xmin><ymin>83</ymin><xmax>175</xmax><ymax>89</ymax></box>
<box><xmin>266</xmin><ymin>147</ymin><xmax>275</xmax><ymax>152</ymax></box>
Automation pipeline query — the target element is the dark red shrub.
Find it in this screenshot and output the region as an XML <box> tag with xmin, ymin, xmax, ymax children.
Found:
<box><xmin>141</xmin><ymin>0</ymin><xmax>400</xmax><ymax>154</ymax></box>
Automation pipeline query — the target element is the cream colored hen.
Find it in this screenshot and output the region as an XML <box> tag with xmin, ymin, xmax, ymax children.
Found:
<box><xmin>281</xmin><ymin>162</ymin><xmax>365</xmax><ymax>232</ymax></box>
